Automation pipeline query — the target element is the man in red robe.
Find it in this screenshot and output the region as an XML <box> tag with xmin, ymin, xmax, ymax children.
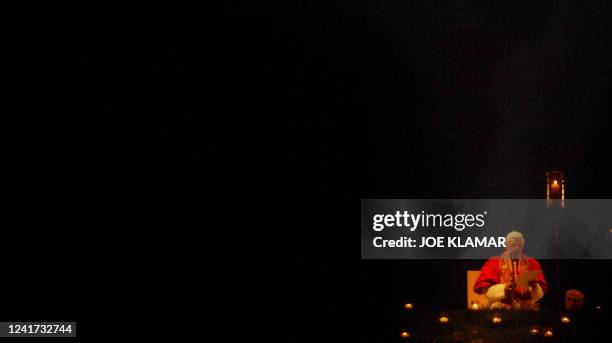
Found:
<box><xmin>474</xmin><ymin>231</ymin><xmax>548</xmax><ymax>310</ymax></box>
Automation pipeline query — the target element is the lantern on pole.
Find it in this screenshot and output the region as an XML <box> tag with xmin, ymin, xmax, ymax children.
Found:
<box><xmin>546</xmin><ymin>170</ymin><xmax>565</xmax><ymax>208</ymax></box>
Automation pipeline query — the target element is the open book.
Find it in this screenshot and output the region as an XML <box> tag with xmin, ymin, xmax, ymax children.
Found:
<box><xmin>516</xmin><ymin>270</ymin><xmax>541</xmax><ymax>288</ymax></box>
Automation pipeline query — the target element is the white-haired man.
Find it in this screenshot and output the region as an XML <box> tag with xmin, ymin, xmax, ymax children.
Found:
<box><xmin>474</xmin><ymin>231</ymin><xmax>548</xmax><ymax>310</ymax></box>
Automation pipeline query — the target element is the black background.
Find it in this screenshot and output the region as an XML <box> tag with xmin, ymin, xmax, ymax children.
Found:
<box><xmin>235</xmin><ymin>1</ymin><xmax>612</xmax><ymax>341</ymax></box>
<box><xmin>6</xmin><ymin>1</ymin><xmax>612</xmax><ymax>341</ymax></box>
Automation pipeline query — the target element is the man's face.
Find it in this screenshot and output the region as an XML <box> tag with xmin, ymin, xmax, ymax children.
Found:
<box><xmin>565</xmin><ymin>292</ymin><xmax>584</xmax><ymax>310</ymax></box>
<box><xmin>506</xmin><ymin>239</ymin><xmax>524</xmax><ymax>256</ymax></box>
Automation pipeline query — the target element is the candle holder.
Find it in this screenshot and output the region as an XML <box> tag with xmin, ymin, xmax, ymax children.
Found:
<box><xmin>469</xmin><ymin>301</ymin><xmax>479</xmax><ymax>311</ymax></box>
<box><xmin>438</xmin><ymin>312</ymin><xmax>449</xmax><ymax>324</ymax></box>
<box><xmin>546</xmin><ymin>170</ymin><xmax>565</xmax><ymax>208</ymax></box>
<box><xmin>491</xmin><ymin>313</ymin><xmax>503</xmax><ymax>325</ymax></box>
<box><xmin>560</xmin><ymin>314</ymin><xmax>571</xmax><ymax>324</ymax></box>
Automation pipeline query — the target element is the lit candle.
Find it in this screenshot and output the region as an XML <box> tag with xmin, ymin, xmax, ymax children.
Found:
<box><xmin>560</xmin><ymin>316</ymin><xmax>571</xmax><ymax>324</ymax></box>
<box><xmin>471</xmin><ymin>302</ymin><xmax>479</xmax><ymax>310</ymax></box>
<box><xmin>546</xmin><ymin>171</ymin><xmax>565</xmax><ymax>207</ymax></box>
<box><xmin>543</xmin><ymin>327</ymin><xmax>553</xmax><ymax>337</ymax></box>
<box><xmin>529</xmin><ymin>325</ymin><xmax>540</xmax><ymax>336</ymax></box>
<box><xmin>551</xmin><ymin>180</ymin><xmax>560</xmax><ymax>193</ymax></box>
<box><xmin>404</xmin><ymin>303</ymin><xmax>413</xmax><ymax>310</ymax></box>
<box><xmin>439</xmin><ymin>313</ymin><xmax>449</xmax><ymax>324</ymax></box>
<box><xmin>400</xmin><ymin>331</ymin><xmax>410</xmax><ymax>339</ymax></box>
<box><xmin>491</xmin><ymin>314</ymin><xmax>502</xmax><ymax>324</ymax></box>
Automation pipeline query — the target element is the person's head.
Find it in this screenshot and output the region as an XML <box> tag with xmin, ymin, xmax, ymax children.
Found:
<box><xmin>565</xmin><ymin>289</ymin><xmax>584</xmax><ymax>311</ymax></box>
<box><xmin>505</xmin><ymin>231</ymin><xmax>525</xmax><ymax>258</ymax></box>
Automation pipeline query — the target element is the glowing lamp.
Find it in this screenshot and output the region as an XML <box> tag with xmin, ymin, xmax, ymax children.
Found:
<box><xmin>400</xmin><ymin>331</ymin><xmax>410</xmax><ymax>339</ymax></box>
<box><xmin>560</xmin><ymin>315</ymin><xmax>571</xmax><ymax>324</ymax></box>
<box><xmin>529</xmin><ymin>325</ymin><xmax>540</xmax><ymax>336</ymax></box>
<box><xmin>404</xmin><ymin>303</ymin><xmax>414</xmax><ymax>310</ymax></box>
<box><xmin>438</xmin><ymin>313</ymin><xmax>449</xmax><ymax>324</ymax></box>
<box><xmin>491</xmin><ymin>314</ymin><xmax>502</xmax><ymax>324</ymax></box>
<box><xmin>546</xmin><ymin>171</ymin><xmax>565</xmax><ymax>208</ymax></box>
<box><xmin>543</xmin><ymin>327</ymin><xmax>553</xmax><ymax>338</ymax></box>
<box><xmin>470</xmin><ymin>302</ymin><xmax>479</xmax><ymax>310</ymax></box>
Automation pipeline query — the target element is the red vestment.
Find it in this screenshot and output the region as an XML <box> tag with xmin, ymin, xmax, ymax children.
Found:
<box><xmin>474</xmin><ymin>255</ymin><xmax>548</xmax><ymax>295</ymax></box>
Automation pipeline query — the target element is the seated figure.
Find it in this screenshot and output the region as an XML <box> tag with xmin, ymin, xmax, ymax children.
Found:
<box><xmin>474</xmin><ymin>231</ymin><xmax>548</xmax><ymax>310</ymax></box>
<box><xmin>565</xmin><ymin>289</ymin><xmax>584</xmax><ymax>311</ymax></box>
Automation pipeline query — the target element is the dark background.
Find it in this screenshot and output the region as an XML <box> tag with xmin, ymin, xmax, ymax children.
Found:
<box><xmin>6</xmin><ymin>1</ymin><xmax>611</xmax><ymax>341</ymax></box>
<box><xmin>236</xmin><ymin>1</ymin><xmax>612</xmax><ymax>341</ymax></box>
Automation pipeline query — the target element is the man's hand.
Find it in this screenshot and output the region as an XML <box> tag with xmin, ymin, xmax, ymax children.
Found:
<box><xmin>505</xmin><ymin>282</ymin><xmax>533</xmax><ymax>300</ymax></box>
<box><xmin>504</xmin><ymin>282</ymin><xmax>515</xmax><ymax>297</ymax></box>
<box><xmin>520</xmin><ymin>280</ymin><xmax>538</xmax><ymax>300</ymax></box>
<box><xmin>518</xmin><ymin>283</ymin><xmax>535</xmax><ymax>300</ymax></box>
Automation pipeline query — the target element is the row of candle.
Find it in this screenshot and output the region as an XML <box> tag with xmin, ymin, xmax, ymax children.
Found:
<box><xmin>400</xmin><ymin>302</ymin><xmax>583</xmax><ymax>340</ymax></box>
